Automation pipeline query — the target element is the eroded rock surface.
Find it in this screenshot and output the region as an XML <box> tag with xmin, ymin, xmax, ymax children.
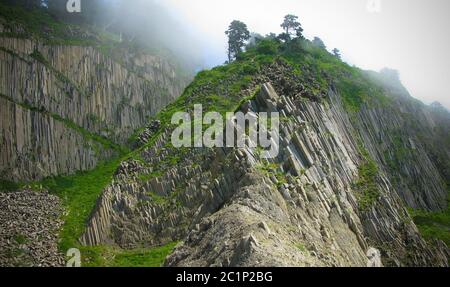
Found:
<box><xmin>81</xmin><ymin>77</ymin><xmax>449</xmax><ymax>266</ymax></box>
<box><xmin>0</xmin><ymin>32</ymin><xmax>189</xmax><ymax>181</ymax></box>
<box><xmin>0</xmin><ymin>190</ymin><xmax>65</xmax><ymax>267</ymax></box>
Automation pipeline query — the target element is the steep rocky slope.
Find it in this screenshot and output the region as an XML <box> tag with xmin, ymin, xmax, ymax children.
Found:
<box><xmin>1</xmin><ymin>5</ymin><xmax>448</xmax><ymax>266</ymax></box>
<box><xmin>79</xmin><ymin>40</ymin><xmax>449</xmax><ymax>266</ymax></box>
<box><xmin>0</xmin><ymin>5</ymin><xmax>189</xmax><ymax>182</ymax></box>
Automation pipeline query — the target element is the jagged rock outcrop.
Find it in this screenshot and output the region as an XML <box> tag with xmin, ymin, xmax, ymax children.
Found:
<box><xmin>0</xmin><ymin>23</ymin><xmax>189</xmax><ymax>181</ymax></box>
<box><xmin>81</xmin><ymin>77</ymin><xmax>449</xmax><ymax>266</ymax></box>
<box><xmin>136</xmin><ymin>120</ymin><xmax>161</xmax><ymax>147</ymax></box>
<box><xmin>0</xmin><ymin>10</ymin><xmax>450</xmax><ymax>266</ymax></box>
<box><xmin>164</xmin><ymin>84</ymin><xmax>448</xmax><ymax>267</ymax></box>
<box><xmin>80</xmin><ymin>135</ymin><xmax>248</xmax><ymax>248</ymax></box>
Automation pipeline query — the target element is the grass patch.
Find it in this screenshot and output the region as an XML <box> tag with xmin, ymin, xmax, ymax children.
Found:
<box><xmin>0</xmin><ymin>2</ymin><xmax>101</xmax><ymax>46</ymax></box>
<box><xmin>408</xmin><ymin>191</ymin><xmax>450</xmax><ymax>247</ymax></box>
<box><xmin>33</xmin><ymin>159</ymin><xmax>123</xmax><ymax>252</ymax></box>
<box><xmin>51</xmin><ymin>113</ymin><xmax>128</xmax><ymax>154</ymax></box>
<box><xmin>256</xmin><ymin>161</ymin><xmax>287</xmax><ymax>187</ymax></box>
<box><xmin>247</xmin><ymin>38</ymin><xmax>392</xmax><ymax>112</ymax></box>
<box><xmin>0</xmin><ymin>46</ymin><xmax>31</xmax><ymax>63</ymax></box>
<box><xmin>130</xmin><ymin>53</ymin><xmax>263</xmax><ymax>151</ymax></box>
<box><xmin>146</xmin><ymin>191</ymin><xmax>168</xmax><ymax>205</ymax></box>
<box><xmin>409</xmin><ymin>208</ymin><xmax>450</xmax><ymax>247</ymax></box>
<box><xmin>138</xmin><ymin>171</ymin><xmax>164</xmax><ymax>182</ymax></box>
<box><xmin>13</xmin><ymin>233</ymin><xmax>28</xmax><ymax>245</ymax></box>
<box><xmin>20</xmin><ymin>142</ymin><xmax>171</xmax><ymax>266</ymax></box>
<box><xmin>355</xmin><ymin>143</ymin><xmax>381</xmax><ymax>211</ymax></box>
<box><xmin>295</xmin><ymin>243</ymin><xmax>307</xmax><ymax>252</ymax></box>
<box><xmin>0</xmin><ymin>179</ymin><xmax>20</xmax><ymax>192</ymax></box>
<box><xmin>356</xmin><ymin>160</ymin><xmax>380</xmax><ymax>211</ymax></box>
<box><xmin>79</xmin><ymin>242</ymin><xmax>178</xmax><ymax>267</ymax></box>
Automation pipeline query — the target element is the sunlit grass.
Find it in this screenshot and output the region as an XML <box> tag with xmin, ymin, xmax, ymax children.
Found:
<box><xmin>79</xmin><ymin>242</ymin><xmax>178</xmax><ymax>267</ymax></box>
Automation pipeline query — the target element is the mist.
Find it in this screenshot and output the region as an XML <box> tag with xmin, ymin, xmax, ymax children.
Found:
<box><xmin>86</xmin><ymin>0</ymin><xmax>450</xmax><ymax>109</ymax></box>
<box><xmin>72</xmin><ymin>0</ymin><xmax>206</xmax><ymax>71</ymax></box>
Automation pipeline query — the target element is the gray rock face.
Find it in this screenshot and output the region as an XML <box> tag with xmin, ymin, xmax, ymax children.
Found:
<box><xmin>164</xmin><ymin>84</ymin><xmax>448</xmax><ymax>267</ymax></box>
<box><xmin>0</xmin><ymin>95</ymin><xmax>115</xmax><ymax>181</ymax></box>
<box><xmin>0</xmin><ymin>190</ymin><xmax>65</xmax><ymax>267</ymax></box>
<box><xmin>2</xmin><ymin>8</ymin><xmax>449</xmax><ymax>267</ymax></box>
<box><xmin>136</xmin><ymin>120</ymin><xmax>161</xmax><ymax>147</ymax></box>
<box><xmin>80</xmin><ymin>140</ymin><xmax>249</xmax><ymax>248</ymax></box>
<box><xmin>354</xmin><ymin>100</ymin><xmax>449</xmax><ymax>211</ymax></box>
<box><xmin>0</xmin><ymin>34</ymin><xmax>189</xmax><ymax>181</ymax></box>
<box><xmin>81</xmin><ymin>79</ymin><xmax>449</xmax><ymax>266</ymax></box>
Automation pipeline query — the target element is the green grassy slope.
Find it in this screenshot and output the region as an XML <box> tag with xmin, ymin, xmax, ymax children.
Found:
<box><xmin>408</xmin><ymin>192</ymin><xmax>450</xmax><ymax>247</ymax></box>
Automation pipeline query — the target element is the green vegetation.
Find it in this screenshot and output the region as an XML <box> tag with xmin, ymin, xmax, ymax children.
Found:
<box><xmin>280</xmin><ymin>14</ymin><xmax>303</xmax><ymax>39</ymax></box>
<box><xmin>242</xmin><ymin>37</ymin><xmax>390</xmax><ymax>112</ymax></box>
<box><xmin>257</xmin><ymin>161</ymin><xmax>288</xmax><ymax>187</ymax></box>
<box><xmin>0</xmin><ymin>2</ymin><xmax>190</xmax><ymax>81</ymax></box>
<box><xmin>385</xmin><ymin>133</ymin><xmax>412</xmax><ymax>172</ymax></box>
<box><xmin>137</xmin><ymin>53</ymin><xmax>261</xmax><ymax>144</ymax></box>
<box><xmin>0</xmin><ymin>2</ymin><xmax>113</xmax><ymax>46</ymax></box>
<box><xmin>332</xmin><ymin>48</ymin><xmax>341</xmax><ymax>59</ymax></box>
<box><xmin>234</xmin><ymin>86</ymin><xmax>260</xmax><ymax>112</ymax></box>
<box><xmin>1</xmin><ymin>6</ymin><xmax>408</xmax><ymax>266</ymax></box>
<box><xmin>146</xmin><ymin>191</ymin><xmax>168</xmax><ymax>205</ymax></box>
<box><xmin>22</xmin><ymin>153</ymin><xmax>176</xmax><ymax>267</ymax></box>
<box><xmin>33</xmin><ymin>159</ymin><xmax>123</xmax><ymax>252</ymax></box>
<box><xmin>13</xmin><ymin>233</ymin><xmax>28</xmax><ymax>245</ymax></box>
<box><xmin>51</xmin><ymin>113</ymin><xmax>128</xmax><ymax>155</ymax></box>
<box><xmin>225</xmin><ymin>20</ymin><xmax>251</xmax><ymax>62</ymax></box>
<box><xmin>277</xmin><ymin>39</ymin><xmax>390</xmax><ymax>111</ymax></box>
<box><xmin>408</xmin><ymin>191</ymin><xmax>450</xmax><ymax>247</ymax></box>
<box><xmin>356</xmin><ymin>159</ymin><xmax>380</xmax><ymax>211</ymax></box>
<box><xmin>138</xmin><ymin>171</ymin><xmax>164</xmax><ymax>183</ymax></box>
<box><xmin>384</xmin><ymin>133</ymin><xmax>449</xmax><ymax>248</ymax></box>
<box><xmin>355</xmin><ymin>143</ymin><xmax>381</xmax><ymax>211</ymax></box>
<box><xmin>0</xmin><ymin>46</ymin><xmax>31</xmax><ymax>63</ymax></box>
<box><xmin>79</xmin><ymin>242</ymin><xmax>178</xmax><ymax>267</ymax></box>
<box><xmin>295</xmin><ymin>243</ymin><xmax>307</xmax><ymax>252</ymax></box>
<box><xmin>0</xmin><ymin>179</ymin><xmax>20</xmax><ymax>192</ymax></box>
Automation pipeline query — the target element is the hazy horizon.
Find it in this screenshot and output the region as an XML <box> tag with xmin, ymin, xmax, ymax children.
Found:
<box><xmin>152</xmin><ymin>0</ymin><xmax>450</xmax><ymax>109</ymax></box>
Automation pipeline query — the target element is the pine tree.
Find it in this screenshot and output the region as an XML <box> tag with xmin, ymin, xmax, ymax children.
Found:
<box><xmin>225</xmin><ymin>20</ymin><xmax>250</xmax><ymax>62</ymax></box>
<box><xmin>280</xmin><ymin>14</ymin><xmax>303</xmax><ymax>39</ymax></box>
<box><xmin>333</xmin><ymin>48</ymin><xmax>341</xmax><ymax>59</ymax></box>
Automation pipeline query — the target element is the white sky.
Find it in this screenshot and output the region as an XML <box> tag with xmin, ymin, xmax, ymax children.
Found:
<box><xmin>158</xmin><ymin>0</ymin><xmax>450</xmax><ymax>109</ymax></box>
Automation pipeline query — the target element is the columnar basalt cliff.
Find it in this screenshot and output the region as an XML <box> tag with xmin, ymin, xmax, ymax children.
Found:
<box><xmin>1</xmin><ymin>4</ymin><xmax>449</xmax><ymax>267</ymax></box>
<box><xmin>0</xmin><ymin>21</ymin><xmax>188</xmax><ymax>181</ymax></box>
<box><xmin>81</xmin><ymin>58</ymin><xmax>449</xmax><ymax>266</ymax></box>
